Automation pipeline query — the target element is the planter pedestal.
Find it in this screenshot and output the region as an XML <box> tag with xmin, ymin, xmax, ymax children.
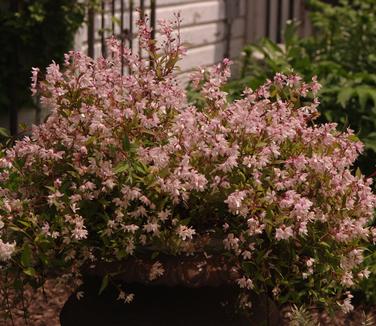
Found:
<box><xmin>60</xmin><ymin>277</ymin><xmax>252</xmax><ymax>326</ymax></box>
<box><xmin>60</xmin><ymin>254</ymin><xmax>281</xmax><ymax>325</ymax></box>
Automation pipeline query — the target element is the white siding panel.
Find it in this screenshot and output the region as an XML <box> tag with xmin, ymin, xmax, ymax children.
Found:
<box><xmin>156</xmin><ymin>0</ymin><xmax>226</xmax><ymax>26</ymax></box>
<box><xmin>157</xmin><ymin>0</ymin><xmax>206</xmax><ymax>7</ymax></box>
<box><xmin>180</xmin><ymin>18</ymin><xmax>244</xmax><ymax>48</ymax></box>
<box><xmin>179</xmin><ymin>37</ymin><xmax>243</xmax><ymax>72</ymax></box>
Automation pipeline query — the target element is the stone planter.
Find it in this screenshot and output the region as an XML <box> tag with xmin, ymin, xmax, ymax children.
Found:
<box><xmin>60</xmin><ymin>241</ymin><xmax>281</xmax><ymax>325</ymax></box>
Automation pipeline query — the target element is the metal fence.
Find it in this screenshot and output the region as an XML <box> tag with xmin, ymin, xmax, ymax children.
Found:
<box><xmin>266</xmin><ymin>0</ymin><xmax>296</xmax><ymax>43</ymax></box>
<box><xmin>246</xmin><ymin>0</ymin><xmax>314</xmax><ymax>44</ymax></box>
<box><xmin>85</xmin><ymin>1</ymin><xmax>312</xmax><ymax>63</ymax></box>
<box><xmin>86</xmin><ymin>0</ymin><xmax>156</xmax><ymax>70</ymax></box>
<box><xmin>254</xmin><ymin>0</ymin><xmax>339</xmax><ymax>44</ymax></box>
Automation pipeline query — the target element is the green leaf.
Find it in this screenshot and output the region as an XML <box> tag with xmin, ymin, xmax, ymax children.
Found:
<box><xmin>45</xmin><ymin>185</ymin><xmax>56</xmax><ymax>192</ymax></box>
<box><xmin>284</xmin><ymin>20</ymin><xmax>299</xmax><ymax>49</ymax></box>
<box><xmin>151</xmin><ymin>251</ymin><xmax>159</xmax><ymax>260</ymax></box>
<box><xmin>114</xmin><ymin>162</ymin><xmax>129</xmax><ymax>174</ymax></box>
<box><xmin>111</xmin><ymin>16</ymin><xmax>121</xmax><ymax>26</ymax></box>
<box><xmin>356</xmin><ymin>86</ymin><xmax>373</xmax><ymax>110</ymax></box>
<box><xmin>18</xmin><ymin>220</ymin><xmax>31</xmax><ymax>228</ymax></box>
<box><xmin>123</xmin><ymin>135</ymin><xmax>131</xmax><ymax>151</ymax></box>
<box><xmin>23</xmin><ymin>267</ymin><xmax>37</xmax><ymax>278</ymax></box>
<box><xmin>179</xmin><ymin>218</ymin><xmax>191</xmax><ymax>226</ymax></box>
<box><xmin>98</xmin><ymin>274</ymin><xmax>109</xmax><ymax>295</ymax></box>
<box><xmin>347</xmin><ymin>134</ymin><xmax>360</xmax><ymax>142</ymax></box>
<box><xmin>133</xmin><ymin>161</ymin><xmax>148</xmax><ymax>175</ymax></box>
<box><xmin>21</xmin><ymin>244</ymin><xmax>32</xmax><ymax>267</ymax></box>
<box><xmin>0</xmin><ymin>128</ymin><xmax>9</xmax><ymax>138</ymax></box>
<box><xmin>262</xmin><ymin>38</ymin><xmax>284</xmax><ymax>56</ymax></box>
<box><xmin>337</xmin><ymin>87</ymin><xmax>355</xmax><ymax>108</ymax></box>
<box><xmin>319</xmin><ymin>241</ymin><xmax>331</xmax><ymax>249</ymax></box>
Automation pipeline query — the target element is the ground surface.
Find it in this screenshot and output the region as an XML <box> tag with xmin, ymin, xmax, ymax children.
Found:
<box><xmin>1</xmin><ymin>278</ymin><xmax>375</xmax><ymax>325</ymax></box>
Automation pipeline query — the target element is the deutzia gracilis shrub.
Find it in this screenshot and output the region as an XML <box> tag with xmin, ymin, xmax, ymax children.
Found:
<box><xmin>0</xmin><ymin>14</ymin><xmax>375</xmax><ymax>317</ymax></box>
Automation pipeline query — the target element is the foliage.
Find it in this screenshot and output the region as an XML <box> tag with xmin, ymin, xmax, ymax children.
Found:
<box><xmin>0</xmin><ymin>14</ymin><xmax>375</xmax><ymax>322</ymax></box>
<box><xmin>221</xmin><ymin>0</ymin><xmax>376</xmax><ymax>176</ymax></box>
<box><xmin>359</xmin><ymin>311</ymin><xmax>376</xmax><ymax>326</ymax></box>
<box><xmin>0</xmin><ymin>0</ymin><xmax>86</xmax><ymax>131</ymax></box>
<box><xmin>357</xmin><ymin>243</ymin><xmax>376</xmax><ymax>305</ymax></box>
<box><xmin>288</xmin><ymin>305</ymin><xmax>319</xmax><ymax>326</ymax></box>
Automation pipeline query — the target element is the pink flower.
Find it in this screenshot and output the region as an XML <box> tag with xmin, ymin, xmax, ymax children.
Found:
<box><xmin>176</xmin><ymin>225</ymin><xmax>196</xmax><ymax>241</ymax></box>
<box><xmin>149</xmin><ymin>261</ymin><xmax>165</xmax><ymax>281</ymax></box>
<box><xmin>117</xmin><ymin>291</ymin><xmax>135</xmax><ymax>304</ymax></box>
<box><xmin>275</xmin><ymin>225</ymin><xmax>294</xmax><ymax>241</ymax></box>
<box><xmin>237</xmin><ymin>277</ymin><xmax>254</xmax><ymax>290</ymax></box>
<box><xmin>0</xmin><ymin>239</ymin><xmax>16</xmax><ymax>261</ymax></box>
<box><xmin>143</xmin><ymin>222</ymin><xmax>159</xmax><ymax>234</ymax></box>
<box><xmin>225</xmin><ymin>190</ymin><xmax>248</xmax><ymax>215</ymax></box>
<box><xmin>338</xmin><ymin>292</ymin><xmax>354</xmax><ymax>314</ymax></box>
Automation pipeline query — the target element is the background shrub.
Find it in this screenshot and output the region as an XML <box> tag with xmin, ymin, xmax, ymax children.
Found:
<box><xmin>0</xmin><ymin>0</ymin><xmax>86</xmax><ymax>134</ymax></box>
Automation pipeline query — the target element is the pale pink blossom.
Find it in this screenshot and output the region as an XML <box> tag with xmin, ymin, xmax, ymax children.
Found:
<box><xmin>237</xmin><ymin>277</ymin><xmax>254</xmax><ymax>290</ymax></box>
<box><xmin>149</xmin><ymin>261</ymin><xmax>165</xmax><ymax>281</ymax></box>
<box><xmin>275</xmin><ymin>225</ymin><xmax>294</xmax><ymax>241</ymax></box>
<box><xmin>143</xmin><ymin>222</ymin><xmax>159</xmax><ymax>234</ymax></box>
<box><xmin>118</xmin><ymin>291</ymin><xmax>135</xmax><ymax>304</ymax></box>
<box><xmin>338</xmin><ymin>292</ymin><xmax>354</xmax><ymax>314</ymax></box>
<box><xmin>176</xmin><ymin>225</ymin><xmax>196</xmax><ymax>241</ymax></box>
<box><xmin>0</xmin><ymin>239</ymin><xmax>16</xmax><ymax>261</ymax></box>
<box><xmin>225</xmin><ymin>190</ymin><xmax>248</xmax><ymax>215</ymax></box>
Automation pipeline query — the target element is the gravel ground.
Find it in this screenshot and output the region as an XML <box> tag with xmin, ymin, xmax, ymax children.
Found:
<box><xmin>0</xmin><ymin>279</ymin><xmax>74</xmax><ymax>326</ymax></box>
<box><xmin>280</xmin><ymin>305</ymin><xmax>376</xmax><ymax>326</ymax></box>
<box><xmin>1</xmin><ymin>279</ymin><xmax>375</xmax><ymax>326</ymax></box>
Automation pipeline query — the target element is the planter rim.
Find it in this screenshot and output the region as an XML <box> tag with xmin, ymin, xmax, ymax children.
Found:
<box><xmin>84</xmin><ymin>252</ymin><xmax>241</xmax><ymax>288</ymax></box>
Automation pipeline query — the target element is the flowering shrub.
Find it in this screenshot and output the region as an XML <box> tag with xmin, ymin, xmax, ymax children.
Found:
<box><xmin>0</xmin><ymin>14</ymin><xmax>375</xmax><ymax>319</ymax></box>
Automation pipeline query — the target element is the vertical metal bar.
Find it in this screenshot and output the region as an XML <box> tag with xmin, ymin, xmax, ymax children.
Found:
<box><xmin>276</xmin><ymin>0</ymin><xmax>283</xmax><ymax>43</ymax></box>
<box><xmin>150</xmin><ymin>0</ymin><xmax>156</xmax><ymax>65</ymax></box>
<box><xmin>111</xmin><ymin>0</ymin><xmax>115</xmax><ymax>35</ymax></box>
<box><xmin>140</xmin><ymin>0</ymin><xmax>145</xmax><ymax>18</ymax></box>
<box><xmin>121</xmin><ymin>0</ymin><xmax>125</xmax><ymax>75</ymax></box>
<box><xmin>129</xmin><ymin>0</ymin><xmax>133</xmax><ymax>52</ymax></box>
<box><xmin>289</xmin><ymin>0</ymin><xmax>295</xmax><ymax>20</ymax></box>
<box><xmin>265</xmin><ymin>0</ymin><xmax>271</xmax><ymax>38</ymax></box>
<box><xmin>224</xmin><ymin>0</ymin><xmax>232</xmax><ymax>59</ymax></box>
<box><xmin>150</xmin><ymin>0</ymin><xmax>156</xmax><ymax>40</ymax></box>
<box><xmin>88</xmin><ymin>6</ymin><xmax>95</xmax><ymax>58</ymax></box>
<box><xmin>9</xmin><ymin>0</ymin><xmax>19</xmax><ymax>135</ymax></box>
<box><xmin>101</xmin><ymin>0</ymin><xmax>106</xmax><ymax>57</ymax></box>
<box><xmin>139</xmin><ymin>0</ymin><xmax>145</xmax><ymax>57</ymax></box>
<box><xmin>300</xmin><ymin>0</ymin><xmax>306</xmax><ymax>37</ymax></box>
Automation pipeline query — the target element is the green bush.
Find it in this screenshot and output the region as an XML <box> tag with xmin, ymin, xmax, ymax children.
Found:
<box><xmin>357</xmin><ymin>244</ymin><xmax>376</xmax><ymax>305</ymax></box>
<box><xmin>0</xmin><ymin>0</ymin><xmax>86</xmax><ymax>133</ymax></box>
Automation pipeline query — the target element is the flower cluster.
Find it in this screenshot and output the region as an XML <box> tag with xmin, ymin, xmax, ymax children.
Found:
<box><xmin>0</xmin><ymin>14</ymin><xmax>375</xmax><ymax>316</ymax></box>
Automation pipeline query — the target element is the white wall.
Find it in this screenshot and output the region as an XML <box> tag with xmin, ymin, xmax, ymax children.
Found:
<box><xmin>74</xmin><ymin>0</ymin><xmax>311</xmax><ymax>82</ymax></box>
